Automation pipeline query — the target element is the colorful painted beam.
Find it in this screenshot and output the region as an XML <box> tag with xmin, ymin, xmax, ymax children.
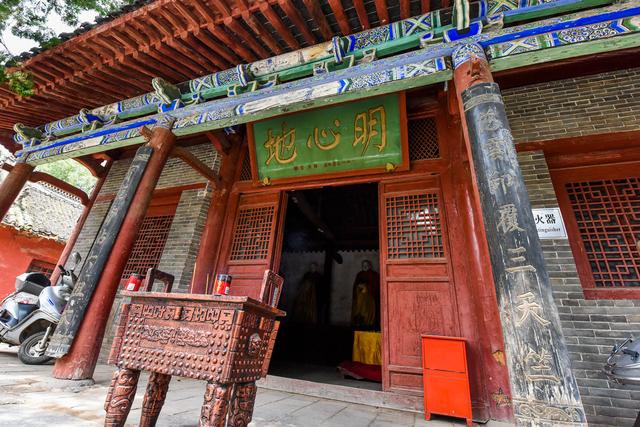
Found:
<box><xmin>16</xmin><ymin>0</ymin><xmax>639</xmax><ymax>164</ymax></box>
<box><xmin>14</xmin><ymin>0</ymin><xmax>611</xmax><ymax>147</ymax></box>
<box><xmin>22</xmin><ymin>55</ymin><xmax>451</xmax><ymax>164</ymax></box>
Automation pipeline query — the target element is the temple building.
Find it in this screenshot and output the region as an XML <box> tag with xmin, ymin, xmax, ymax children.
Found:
<box><xmin>0</xmin><ymin>147</ymin><xmax>83</xmax><ymax>295</ymax></box>
<box><xmin>0</xmin><ymin>0</ymin><xmax>639</xmax><ymax>425</ymax></box>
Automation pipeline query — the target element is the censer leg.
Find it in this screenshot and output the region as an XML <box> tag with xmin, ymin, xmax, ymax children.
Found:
<box><xmin>140</xmin><ymin>372</ymin><xmax>172</xmax><ymax>427</ymax></box>
<box><xmin>198</xmin><ymin>382</ymin><xmax>232</xmax><ymax>427</ymax></box>
<box><xmin>227</xmin><ymin>382</ymin><xmax>258</xmax><ymax>427</ymax></box>
<box><xmin>104</xmin><ymin>368</ymin><xmax>140</xmax><ymax>427</ymax></box>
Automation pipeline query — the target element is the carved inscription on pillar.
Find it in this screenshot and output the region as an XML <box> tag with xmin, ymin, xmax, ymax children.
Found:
<box><xmin>457</xmin><ymin>46</ymin><xmax>585</xmax><ymax>426</ymax></box>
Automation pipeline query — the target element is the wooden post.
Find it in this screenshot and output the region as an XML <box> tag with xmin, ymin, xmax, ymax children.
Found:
<box><xmin>438</xmin><ymin>93</ymin><xmax>513</xmax><ymax>421</ymax></box>
<box><xmin>49</xmin><ymin>163</ymin><xmax>111</xmax><ymax>285</ymax></box>
<box><xmin>47</xmin><ymin>146</ymin><xmax>153</xmax><ymax>362</ymax></box>
<box><xmin>0</xmin><ymin>161</ymin><xmax>34</xmax><ymax>221</ymax></box>
<box><xmin>190</xmin><ymin>142</ymin><xmax>243</xmax><ymax>293</ymax></box>
<box><xmin>52</xmin><ymin>116</ymin><xmax>177</xmax><ymax>380</ymax></box>
<box><xmin>452</xmin><ymin>43</ymin><xmax>586</xmax><ymax>425</ymax></box>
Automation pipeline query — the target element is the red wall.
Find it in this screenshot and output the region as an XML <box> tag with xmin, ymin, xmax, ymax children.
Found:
<box><xmin>0</xmin><ymin>226</ymin><xmax>64</xmax><ymax>298</ymax></box>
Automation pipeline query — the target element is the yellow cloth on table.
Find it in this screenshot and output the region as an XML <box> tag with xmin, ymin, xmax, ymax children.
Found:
<box><xmin>352</xmin><ymin>331</ymin><xmax>382</xmax><ymax>366</ymax></box>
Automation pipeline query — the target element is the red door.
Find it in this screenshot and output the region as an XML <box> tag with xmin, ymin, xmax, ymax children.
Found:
<box><xmin>217</xmin><ymin>191</ymin><xmax>287</xmax><ymax>299</ymax></box>
<box><xmin>379</xmin><ymin>177</ymin><xmax>460</xmax><ymax>394</ymax></box>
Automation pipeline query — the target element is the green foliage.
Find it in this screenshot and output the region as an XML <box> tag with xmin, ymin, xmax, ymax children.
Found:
<box><xmin>0</xmin><ymin>0</ymin><xmax>133</xmax><ymax>96</ymax></box>
<box><xmin>0</xmin><ymin>50</ymin><xmax>33</xmax><ymax>96</ymax></box>
<box><xmin>36</xmin><ymin>159</ymin><xmax>97</xmax><ymax>193</ymax></box>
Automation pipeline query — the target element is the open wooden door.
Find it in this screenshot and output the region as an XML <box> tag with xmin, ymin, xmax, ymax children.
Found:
<box><xmin>379</xmin><ymin>177</ymin><xmax>460</xmax><ymax>394</ymax></box>
<box><xmin>217</xmin><ymin>191</ymin><xmax>287</xmax><ymax>299</ymax></box>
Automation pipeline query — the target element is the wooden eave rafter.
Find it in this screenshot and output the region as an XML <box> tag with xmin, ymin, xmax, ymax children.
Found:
<box><xmin>302</xmin><ymin>0</ymin><xmax>334</xmax><ymax>40</ymax></box>
<box><xmin>0</xmin><ymin>0</ymin><xmax>621</xmax><ymax>150</ymax></box>
<box><xmin>353</xmin><ymin>0</ymin><xmax>371</xmax><ymax>30</ymax></box>
<box><xmin>258</xmin><ymin>3</ymin><xmax>301</xmax><ymax>50</ymax></box>
<box><xmin>374</xmin><ymin>0</ymin><xmax>391</xmax><ymax>25</ymax></box>
<box><xmin>236</xmin><ymin>0</ymin><xmax>284</xmax><ymax>54</ymax></box>
<box><xmin>400</xmin><ymin>0</ymin><xmax>412</xmax><ymax>19</ymax></box>
<box><xmin>327</xmin><ymin>0</ymin><xmax>351</xmax><ymax>35</ymax></box>
<box><xmin>278</xmin><ymin>0</ymin><xmax>318</xmax><ymax>45</ymax></box>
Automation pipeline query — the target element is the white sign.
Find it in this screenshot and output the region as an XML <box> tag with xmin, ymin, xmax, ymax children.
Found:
<box><xmin>532</xmin><ymin>208</ymin><xmax>567</xmax><ymax>239</ymax></box>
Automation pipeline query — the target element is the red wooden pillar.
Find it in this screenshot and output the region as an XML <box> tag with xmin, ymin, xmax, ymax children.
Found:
<box><xmin>52</xmin><ymin>118</ymin><xmax>177</xmax><ymax>380</ymax></box>
<box><xmin>437</xmin><ymin>92</ymin><xmax>513</xmax><ymax>422</ymax></box>
<box><xmin>0</xmin><ymin>161</ymin><xmax>34</xmax><ymax>221</ymax></box>
<box><xmin>190</xmin><ymin>142</ymin><xmax>244</xmax><ymax>294</ymax></box>
<box><xmin>452</xmin><ymin>43</ymin><xmax>585</xmax><ymax>425</ymax></box>
<box><xmin>49</xmin><ymin>163</ymin><xmax>111</xmax><ymax>285</ymax></box>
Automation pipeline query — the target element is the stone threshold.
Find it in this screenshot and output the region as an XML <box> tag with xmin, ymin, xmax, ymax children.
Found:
<box><xmin>257</xmin><ymin>375</ymin><xmax>424</xmax><ymax>413</ymax></box>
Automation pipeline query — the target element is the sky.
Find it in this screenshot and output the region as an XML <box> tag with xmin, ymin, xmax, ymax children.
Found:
<box><xmin>3</xmin><ymin>11</ymin><xmax>97</xmax><ymax>56</ymax></box>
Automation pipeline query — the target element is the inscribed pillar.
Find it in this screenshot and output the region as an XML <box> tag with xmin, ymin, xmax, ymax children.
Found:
<box><xmin>453</xmin><ymin>43</ymin><xmax>586</xmax><ymax>426</ymax></box>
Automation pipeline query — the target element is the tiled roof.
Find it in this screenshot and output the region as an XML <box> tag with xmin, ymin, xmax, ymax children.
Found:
<box><xmin>0</xmin><ymin>147</ymin><xmax>83</xmax><ymax>242</ymax></box>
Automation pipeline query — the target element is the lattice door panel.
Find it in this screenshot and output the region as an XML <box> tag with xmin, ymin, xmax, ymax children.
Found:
<box><xmin>121</xmin><ymin>215</ymin><xmax>174</xmax><ymax>281</ymax></box>
<box><xmin>379</xmin><ymin>178</ymin><xmax>457</xmax><ymax>393</ymax></box>
<box><xmin>229</xmin><ymin>205</ymin><xmax>276</xmax><ymax>261</ymax></box>
<box><xmin>565</xmin><ymin>177</ymin><xmax>640</xmax><ymax>288</ymax></box>
<box><xmin>385</xmin><ymin>191</ymin><xmax>445</xmax><ymax>259</ymax></box>
<box><xmin>218</xmin><ymin>191</ymin><xmax>286</xmax><ymax>299</ymax></box>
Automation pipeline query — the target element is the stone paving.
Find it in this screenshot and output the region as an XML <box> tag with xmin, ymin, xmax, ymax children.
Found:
<box><xmin>0</xmin><ymin>345</ymin><xmax>509</xmax><ymax>426</ymax></box>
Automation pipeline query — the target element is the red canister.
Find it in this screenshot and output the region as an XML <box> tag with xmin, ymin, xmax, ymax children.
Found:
<box><xmin>214</xmin><ymin>274</ymin><xmax>232</xmax><ymax>295</ymax></box>
<box><xmin>125</xmin><ymin>274</ymin><xmax>142</xmax><ymax>291</ymax></box>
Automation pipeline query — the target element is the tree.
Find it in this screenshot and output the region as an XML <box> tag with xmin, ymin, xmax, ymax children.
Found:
<box><xmin>36</xmin><ymin>159</ymin><xmax>97</xmax><ymax>193</ymax></box>
<box><xmin>0</xmin><ymin>0</ymin><xmax>132</xmax><ymax>96</ymax></box>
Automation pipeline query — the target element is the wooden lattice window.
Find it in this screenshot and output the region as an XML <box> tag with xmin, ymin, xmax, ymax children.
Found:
<box><xmin>229</xmin><ymin>205</ymin><xmax>276</xmax><ymax>261</ymax></box>
<box><xmin>121</xmin><ymin>215</ymin><xmax>174</xmax><ymax>282</ymax></box>
<box><xmin>28</xmin><ymin>259</ymin><xmax>56</xmax><ymax>277</ymax></box>
<box><xmin>552</xmin><ymin>159</ymin><xmax>640</xmax><ymax>299</ymax></box>
<box><xmin>408</xmin><ymin>118</ymin><xmax>439</xmax><ymax>161</ymax></box>
<box><xmin>385</xmin><ymin>192</ymin><xmax>444</xmax><ymax>259</ymax></box>
<box><xmin>239</xmin><ymin>151</ymin><xmax>253</xmax><ymax>181</ymax></box>
<box><xmin>566</xmin><ymin>177</ymin><xmax>640</xmax><ymax>288</ymax></box>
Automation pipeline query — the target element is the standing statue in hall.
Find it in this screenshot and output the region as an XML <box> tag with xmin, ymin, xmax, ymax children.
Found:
<box><xmin>351</xmin><ymin>260</ymin><xmax>380</xmax><ymax>330</ymax></box>
<box><xmin>292</xmin><ymin>262</ymin><xmax>324</xmax><ymax>324</ymax></box>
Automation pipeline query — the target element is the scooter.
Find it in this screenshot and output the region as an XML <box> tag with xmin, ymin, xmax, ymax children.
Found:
<box><xmin>0</xmin><ymin>252</ymin><xmax>81</xmax><ymax>364</ymax></box>
<box><xmin>603</xmin><ymin>336</ymin><xmax>640</xmax><ymax>425</ymax></box>
<box><xmin>604</xmin><ymin>336</ymin><xmax>640</xmax><ymax>385</ymax></box>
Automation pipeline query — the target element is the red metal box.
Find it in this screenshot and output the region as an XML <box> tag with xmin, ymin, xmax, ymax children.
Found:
<box><xmin>421</xmin><ymin>335</ymin><xmax>472</xmax><ymax>426</ymax></box>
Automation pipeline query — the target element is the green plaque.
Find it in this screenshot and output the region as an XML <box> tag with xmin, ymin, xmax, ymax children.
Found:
<box><xmin>249</xmin><ymin>94</ymin><xmax>407</xmax><ymax>183</ymax></box>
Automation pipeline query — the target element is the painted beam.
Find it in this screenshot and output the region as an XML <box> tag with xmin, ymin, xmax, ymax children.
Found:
<box><xmin>22</xmin><ymin>54</ymin><xmax>452</xmax><ymax>164</ymax></box>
